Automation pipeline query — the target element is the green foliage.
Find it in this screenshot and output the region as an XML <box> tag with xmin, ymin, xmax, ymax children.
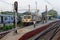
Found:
<box><xmin>1</xmin><ymin>11</ymin><xmax>15</xmax><ymax>15</ymax></box>
<box><xmin>0</xmin><ymin>11</ymin><xmax>23</xmax><ymax>17</ymax></box>
<box><xmin>3</xmin><ymin>25</ymin><xmax>9</xmax><ymax>31</ymax></box>
<box><xmin>48</xmin><ymin>10</ymin><xmax>57</xmax><ymax>18</ymax></box>
<box><xmin>0</xmin><ymin>27</ymin><xmax>3</xmax><ymax>32</ymax></box>
<box><xmin>1</xmin><ymin>24</ymin><xmax>14</xmax><ymax>31</ymax></box>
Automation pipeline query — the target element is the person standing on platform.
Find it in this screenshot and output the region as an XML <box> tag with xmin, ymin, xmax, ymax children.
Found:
<box><xmin>33</xmin><ymin>20</ymin><xmax>36</xmax><ymax>28</ymax></box>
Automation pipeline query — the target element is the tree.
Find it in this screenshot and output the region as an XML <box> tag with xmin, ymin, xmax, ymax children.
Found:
<box><xmin>48</xmin><ymin>10</ymin><xmax>58</xmax><ymax>18</ymax></box>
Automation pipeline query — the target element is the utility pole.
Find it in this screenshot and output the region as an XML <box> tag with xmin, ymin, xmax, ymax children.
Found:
<box><xmin>14</xmin><ymin>1</ymin><xmax>18</xmax><ymax>34</ymax></box>
<box><xmin>29</xmin><ymin>4</ymin><xmax>30</xmax><ymax>12</ymax></box>
<box><xmin>45</xmin><ymin>5</ymin><xmax>48</xmax><ymax>22</ymax></box>
<box><xmin>36</xmin><ymin>1</ymin><xmax>37</xmax><ymax>15</ymax></box>
<box><xmin>35</xmin><ymin>1</ymin><xmax>39</xmax><ymax>16</ymax></box>
<box><xmin>28</xmin><ymin>4</ymin><xmax>30</xmax><ymax>14</ymax></box>
<box><xmin>1</xmin><ymin>10</ymin><xmax>4</xmax><ymax>27</ymax></box>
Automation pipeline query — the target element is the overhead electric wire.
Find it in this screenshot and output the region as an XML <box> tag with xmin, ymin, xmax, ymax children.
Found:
<box><xmin>43</xmin><ymin>0</ymin><xmax>54</xmax><ymax>9</ymax></box>
<box><xmin>0</xmin><ymin>0</ymin><xmax>13</xmax><ymax>5</ymax></box>
<box><xmin>43</xmin><ymin>0</ymin><xmax>52</xmax><ymax>6</ymax></box>
<box><xmin>0</xmin><ymin>0</ymin><xmax>14</xmax><ymax>12</ymax></box>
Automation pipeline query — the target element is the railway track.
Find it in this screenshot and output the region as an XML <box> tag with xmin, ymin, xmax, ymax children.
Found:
<box><xmin>35</xmin><ymin>22</ymin><xmax>60</xmax><ymax>40</ymax></box>
<box><xmin>0</xmin><ymin>26</ymin><xmax>20</xmax><ymax>39</ymax></box>
<box><xmin>0</xmin><ymin>32</ymin><xmax>8</xmax><ymax>39</ymax></box>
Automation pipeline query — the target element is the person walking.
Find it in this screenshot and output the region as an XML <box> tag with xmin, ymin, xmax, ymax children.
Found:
<box><xmin>33</xmin><ymin>20</ymin><xmax>36</xmax><ymax>28</ymax></box>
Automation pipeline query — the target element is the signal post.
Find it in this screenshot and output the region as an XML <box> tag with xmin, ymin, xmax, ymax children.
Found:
<box><xmin>14</xmin><ymin>1</ymin><xmax>18</xmax><ymax>34</ymax></box>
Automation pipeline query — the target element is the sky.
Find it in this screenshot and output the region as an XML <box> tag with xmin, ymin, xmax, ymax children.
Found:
<box><xmin>0</xmin><ymin>0</ymin><xmax>60</xmax><ymax>15</ymax></box>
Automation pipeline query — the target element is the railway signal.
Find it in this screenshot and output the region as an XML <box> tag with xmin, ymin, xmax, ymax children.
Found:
<box><xmin>14</xmin><ymin>1</ymin><xmax>18</xmax><ymax>34</ymax></box>
<box><xmin>14</xmin><ymin>1</ymin><xmax>18</xmax><ymax>12</ymax></box>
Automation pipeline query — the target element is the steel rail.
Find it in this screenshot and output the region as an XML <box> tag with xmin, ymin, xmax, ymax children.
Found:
<box><xmin>35</xmin><ymin>22</ymin><xmax>60</xmax><ymax>40</ymax></box>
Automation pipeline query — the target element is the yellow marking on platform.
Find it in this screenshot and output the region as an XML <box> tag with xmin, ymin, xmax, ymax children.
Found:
<box><xmin>19</xmin><ymin>29</ymin><xmax>24</xmax><ymax>32</ymax></box>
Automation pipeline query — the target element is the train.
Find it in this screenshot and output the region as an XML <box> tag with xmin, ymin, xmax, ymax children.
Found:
<box><xmin>0</xmin><ymin>15</ymin><xmax>14</xmax><ymax>23</ymax></box>
<box><xmin>0</xmin><ymin>14</ymin><xmax>41</xmax><ymax>25</ymax></box>
<box><xmin>20</xmin><ymin>14</ymin><xmax>41</xmax><ymax>25</ymax></box>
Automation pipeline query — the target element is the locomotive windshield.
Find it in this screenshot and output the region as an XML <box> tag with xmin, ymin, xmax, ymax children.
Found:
<box><xmin>24</xmin><ymin>15</ymin><xmax>31</xmax><ymax>19</ymax></box>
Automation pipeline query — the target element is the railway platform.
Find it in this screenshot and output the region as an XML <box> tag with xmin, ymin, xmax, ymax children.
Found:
<box><xmin>0</xmin><ymin>19</ymin><xmax>60</xmax><ymax>40</ymax></box>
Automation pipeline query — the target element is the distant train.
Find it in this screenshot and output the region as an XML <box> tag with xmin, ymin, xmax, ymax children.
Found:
<box><xmin>20</xmin><ymin>14</ymin><xmax>41</xmax><ymax>25</ymax></box>
<box><xmin>3</xmin><ymin>16</ymin><xmax>14</xmax><ymax>23</ymax></box>
<box><xmin>0</xmin><ymin>14</ymin><xmax>41</xmax><ymax>25</ymax></box>
<box><xmin>0</xmin><ymin>15</ymin><xmax>14</xmax><ymax>23</ymax></box>
<box><xmin>21</xmin><ymin>15</ymin><xmax>32</xmax><ymax>23</ymax></box>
